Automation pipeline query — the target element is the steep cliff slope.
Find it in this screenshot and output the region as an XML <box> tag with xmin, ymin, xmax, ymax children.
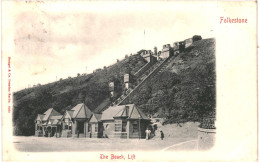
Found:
<box><xmin>13</xmin><ymin>38</ymin><xmax>215</xmax><ymax>136</ymax></box>
<box><xmin>131</xmin><ymin>38</ymin><xmax>216</xmax><ymax>123</ymax></box>
<box><xmin>13</xmin><ymin>53</ymin><xmax>147</xmax><ymax>135</ymax></box>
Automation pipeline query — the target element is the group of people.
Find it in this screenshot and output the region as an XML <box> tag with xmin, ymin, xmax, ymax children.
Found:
<box><xmin>145</xmin><ymin>128</ymin><xmax>164</xmax><ymax>140</ymax></box>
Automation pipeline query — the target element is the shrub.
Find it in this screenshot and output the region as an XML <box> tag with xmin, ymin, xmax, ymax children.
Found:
<box><xmin>192</xmin><ymin>35</ymin><xmax>202</xmax><ymax>42</ymax></box>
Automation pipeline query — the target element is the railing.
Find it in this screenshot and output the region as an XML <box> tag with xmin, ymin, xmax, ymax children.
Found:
<box><xmin>137</xmin><ymin>60</ymin><xmax>163</xmax><ymax>83</ymax></box>
<box><xmin>100</xmin><ymin>56</ymin><xmax>175</xmax><ymax>111</ymax></box>
<box><xmin>116</xmin><ymin>56</ymin><xmax>173</xmax><ymax>105</ymax></box>
<box><xmin>112</xmin><ymin>88</ymin><xmax>133</xmax><ymax>106</ymax></box>
<box><xmin>95</xmin><ymin>98</ymin><xmax>112</xmax><ymax>113</ymax></box>
<box><xmin>134</xmin><ymin>62</ymin><xmax>153</xmax><ymax>78</ymax></box>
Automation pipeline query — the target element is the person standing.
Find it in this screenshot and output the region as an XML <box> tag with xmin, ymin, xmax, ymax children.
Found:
<box><xmin>160</xmin><ymin>131</ymin><xmax>164</xmax><ymax>140</ymax></box>
<box><xmin>145</xmin><ymin>128</ymin><xmax>149</xmax><ymax>140</ymax></box>
<box><xmin>148</xmin><ymin>129</ymin><xmax>151</xmax><ymax>139</ymax></box>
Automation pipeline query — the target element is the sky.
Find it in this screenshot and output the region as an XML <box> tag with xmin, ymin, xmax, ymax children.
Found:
<box><xmin>4</xmin><ymin>1</ymin><xmax>217</xmax><ymax>91</ymax></box>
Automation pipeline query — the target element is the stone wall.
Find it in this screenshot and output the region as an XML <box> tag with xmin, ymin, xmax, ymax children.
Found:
<box><xmin>198</xmin><ymin>128</ymin><xmax>216</xmax><ymax>150</ymax></box>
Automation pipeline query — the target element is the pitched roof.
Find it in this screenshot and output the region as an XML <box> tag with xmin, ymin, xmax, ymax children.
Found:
<box><xmin>35</xmin><ymin>114</ymin><xmax>45</xmax><ymax>121</ymax></box>
<box><xmin>67</xmin><ymin>110</ymin><xmax>74</xmax><ymax>117</ymax></box>
<box><xmin>114</xmin><ymin>108</ymin><xmax>125</xmax><ymax>117</ymax></box>
<box><xmin>42</xmin><ymin>108</ymin><xmax>61</xmax><ymax>121</ymax></box>
<box><xmin>101</xmin><ymin>105</ymin><xmax>125</xmax><ymax>120</ymax></box>
<box><xmin>71</xmin><ymin>103</ymin><xmax>92</xmax><ymax>119</ymax></box>
<box><xmin>52</xmin><ymin>119</ymin><xmax>61</xmax><ymax>125</ymax></box>
<box><xmin>128</xmin><ymin>105</ymin><xmax>149</xmax><ymax>120</ymax></box>
<box><xmin>47</xmin><ymin>120</ymin><xmax>52</xmax><ymax>125</ymax></box>
<box><xmin>50</xmin><ymin>115</ymin><xmax>63</xmax><ymax>120</ymax></box>
<box><xmin>45</xmin><ymin>115</ymin><xmax>62</xmax><ymax>125</ymax></box>
<box><xmin>101</xmin><ymin>104</ymin><xmax>149</xmax><ymax>121</ymax></box>
<box><xmin>94</xmin><ymin>113</ymin><xmax>102</xmax><ymax>121</ymax></box>
<box><xmin>89</xmin><ymin>113</ymin><xmax>102</xmax><ymax>123</ymax></box>
<box><xmin>63</xmin><ymin>110</ymin><xmax>74</xmax><ymax>120</ymax></box>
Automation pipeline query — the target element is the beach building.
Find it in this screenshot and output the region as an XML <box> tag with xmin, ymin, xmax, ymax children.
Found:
<box><xmin>61</xmin><ymin>103</ymin><xmax>93</xmax><ymax>138</ymax></box>
<box><xmin>88</xmin><ymin>113</ymin><xmax>103</xmax><ymax>138</ymax></box>
<box><xmin>101</xmin><ymin>104</ymin><xmax>150</xmax><ymax>139</ymax></box>
<box><xmin>35</xmin><ymin>108</ymin><xmax>62</xmax><ymax>137</ymax></box>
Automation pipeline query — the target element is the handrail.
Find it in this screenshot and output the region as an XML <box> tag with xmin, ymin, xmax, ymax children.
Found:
<box><xmin>101</xmin><ymin>56</ymin><xmax>175</xmax><ymax>111</ymax></box>
<box><xmin>117</xmin><ymin>56</ymin><xmax>173</xmax><ymax>105</ymax></box>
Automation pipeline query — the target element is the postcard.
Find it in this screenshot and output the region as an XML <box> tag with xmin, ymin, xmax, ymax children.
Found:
<box><xmin>2</xmin><ymin>1</ymin><xmax>257</xmax><ymax>161</ymax></box>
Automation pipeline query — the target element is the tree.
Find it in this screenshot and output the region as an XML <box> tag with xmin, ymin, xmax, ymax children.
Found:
<box><xmin>192</xmin><ymin>35</ymin><xmax>202</xmax><ymax>42</ymax></box>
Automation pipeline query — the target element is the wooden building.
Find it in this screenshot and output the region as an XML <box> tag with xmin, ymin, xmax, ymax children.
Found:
<box><xmin>88</xmin><ymin>113</ymin><xmax>103</xmax><ymax>138</ymax></box>
<box><xmin>60</xmin><ymin>110</ymin><xmax>73</xmax><ymax>137</ymax></box>
<box><xmin>46</xmin><ymin>115</ymin><xmax>63</xmax><ymax>137</ymax></box>
<box><xmin>35</xmin><ymin>114</ymin><xmax>45</xmax><ymax>137</ymax></box>
<box><xmin>35</xmin><ymin>104</ymin><xmax>150</xmax><ymax>139</ymax></box>
<box><xmin>35</xmin><ymin>108</ymin><xmax>62</xmax><ymax>137</ymax></box>
<box><xmin>101</xmin><ymin>104</ymin><xmax>150</xmax><ymax>139</ymax></box>
<box><xmin>61</xmin><ymin>103</ymin><xmax>93</xmax><ymax>138</ymax></box>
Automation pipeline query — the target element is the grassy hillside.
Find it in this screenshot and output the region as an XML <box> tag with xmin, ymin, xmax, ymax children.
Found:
<box><xmin>13</xmin><ymin>53</ymin><xmax>147</xmax><ymax>135</ymax></box>
<box><xmin>131</xmin><ymin>38</ymin><xmax>216</xmax><ymax>123</ymax></box>
<box><xmin>13</xmin><ymin>38</ymin><xmax>216</xmax><ymax>136</ymax></box>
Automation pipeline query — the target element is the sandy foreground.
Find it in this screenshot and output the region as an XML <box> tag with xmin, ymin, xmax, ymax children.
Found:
<box><xmin>13</xmin><ymin>136</ymin><xmax>198</xmax><ymax>152</ymax></box>
<box><xmin>13</xmin><ymin>122</ymin><xmax>200</xmax><ymax>152</ymax></box>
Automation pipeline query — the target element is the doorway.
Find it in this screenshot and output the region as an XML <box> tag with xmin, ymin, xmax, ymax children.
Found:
<box><xmin>77</xmin><ymin>121</ymin><xmax>84</xmax><ymax>133</ymax></box>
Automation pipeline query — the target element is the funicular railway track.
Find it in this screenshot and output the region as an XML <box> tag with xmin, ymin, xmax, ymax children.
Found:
<box><xmin>98</xmin><ymin>55</ymin><xmax>177</xmax><ymax>112</ymax></box>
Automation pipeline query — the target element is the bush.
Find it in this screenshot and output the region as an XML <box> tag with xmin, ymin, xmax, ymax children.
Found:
<box><xmin>13</xmin><ymin>53</ymin><xmax>147</xmax><ymax>136</ymax></box>
<box><xmin>192</xmin><ymin>35</ymin><xmax>202</xmax><ymax>42</ymax></box>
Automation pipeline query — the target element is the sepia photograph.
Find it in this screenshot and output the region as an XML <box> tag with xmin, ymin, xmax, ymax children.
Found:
<box><xmin>2</xmin><ymin>1</ymin><xmax>257</xmax><ymax>161</ymax></box>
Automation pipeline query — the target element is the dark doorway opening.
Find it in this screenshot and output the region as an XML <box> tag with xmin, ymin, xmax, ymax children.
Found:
<box><xmin>78</xmin><ymin>121</ymin><xmax>84</xmax><ymax>133</ymax></box>
<box><xmin>51</xmin><ymin>127</ymin><xmax>56</xmax><ymax>137</ymax></box>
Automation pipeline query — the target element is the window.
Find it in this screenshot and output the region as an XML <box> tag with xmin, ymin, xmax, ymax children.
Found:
<box><xmin>64</xmin><ymin>122</ymin><xmax>72</xmax><ymax>130</ymax></box>
<box><xmin>115</xmin><ymin>124</ymin><xmax>121</xmax><ymax>132</ymax></box>
<box><xmin>122</xmin><ymin>121</ymin><xmax>127</xmax><ymax>132</ymax></box>
<box><xmin>95</xmin><ymin>124</ymin><xmax>98</xmax><ymax>132</ymax></box>
<box><xmin>88</xmin><ymin>124</ymin><xmax>91</xmax><ymax>132</ymax></box>
<box><xmin>115</xmin><ymin>120</ymin><xmax>126</xmax><ymax>132</ymax></box>
<box><xmin>115</xmin><ymin>120</ymin><xmax>122</xmax><ymax>132</ymax></box>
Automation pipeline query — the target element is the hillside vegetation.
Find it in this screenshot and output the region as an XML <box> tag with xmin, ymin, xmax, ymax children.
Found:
<box><xmin>13</xmin><ymin>38</ymin><xmax>215</xmax><ymax>136</ymax></box>
<box><xmin>13</xmin><ymin>53</ymin><xmax>147</xmax><ymax>135</ymax></box>
<box><xmin>131</xmin><ymin>38</ymin><xmax>216</xmax><ymax>123</ymax></box>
